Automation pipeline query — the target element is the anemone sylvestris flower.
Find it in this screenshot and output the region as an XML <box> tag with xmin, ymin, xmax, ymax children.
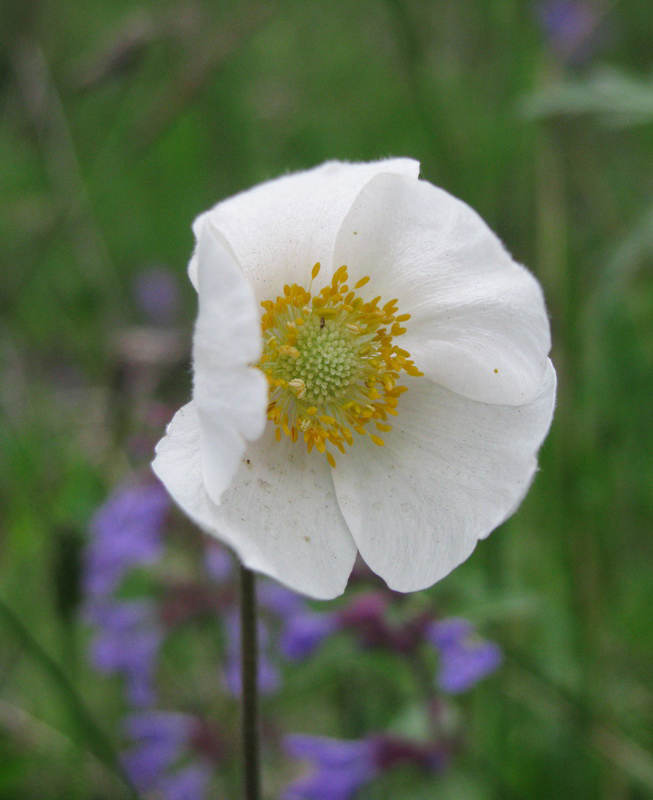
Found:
<box><xmin>153</xmin><ymin>159</ymin><xmax>556</xmax><ymax>600</ymax></box>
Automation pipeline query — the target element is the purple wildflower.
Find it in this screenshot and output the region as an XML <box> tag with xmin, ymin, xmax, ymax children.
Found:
<box><xmin>537</xmin><ymin>1</ymin><xmax>601</xmax><ymax>64</ymax></box>
<box><xmin>122</xmin><ymin>712</ymin><xmax>212</xmax><ymax>798</ymax></box>
<box><xmin>204</xmin><ymin>542</ymin><xmax>234</xmax><ymax>582</ymax></box>
<box><xmin>280</xmin><ymin>609</ymin><xmax>340</xmax><ymax>661</ymax></box>
<box><xmin>257</xmin><ymin>579</ymin><xmax>340</xmax><ymax>661</ymax></box>
<box><xmin>284</xmin><ymin>734</ymin><xmax>445</xmax><ymax>800</ymax></box>
<box><xmin>223</xmin><ymin>611</ymin><xmax>280</xmax><ymax>696</ymax></box>
<box><xmin>426</xmin><ymin>618</ymin><xmax>502</xmax><ymax>694</ymax></box>
<box><xmin>90</xmin><ymin>600</ymin><xmax>162</xmax><ymax>706</ymax></box>
<box><xmin>133</xmin><ymin>265</ymin><xmax>181</xmax><ymax>325</ymax></box>
<box><xmin>258</xmin><ymin>581</ymin><xmax>306</xmax><ymax>618</ymax></box>
<box><xmin>83</xmin><ymin>478</ymin><xmax>218</xmax><ymax>795</ymax></box>
<box><xmin>123</xmin><ymin>711</ymin><xmax>193</xmax><ymax>790</ymax></box>
<box><xmin>84</xmin><ymin>481</ymin><xmax>169</xmax><ymax>600</ymax></box>
<box><xmin>283</xmin><ymin>735</ymin><xmax>379</xmax><ymax>800</ymax></box>
<box><xmin>157</xmin><ymin>764</ymin><xmax>212</xmax><ymax>800</ymax></box>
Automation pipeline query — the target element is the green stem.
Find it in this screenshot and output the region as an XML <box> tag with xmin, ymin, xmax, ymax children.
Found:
<box><xmin>239</xmin><ymin>565</ymin><xmax>261</xmax><ymax>800</ymax></box>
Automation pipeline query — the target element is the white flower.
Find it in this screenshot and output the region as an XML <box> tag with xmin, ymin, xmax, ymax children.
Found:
<box><xmin>153</xmin><ymin>159</ymin><xmax>556</xmax><ymax>600</ymax></box>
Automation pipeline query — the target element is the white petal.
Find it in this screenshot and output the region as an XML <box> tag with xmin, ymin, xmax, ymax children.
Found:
<box><xmin>194</xmin><ymin>222</ymin><xmax>263</xmax><ymax>367</ymax></box>
<box><xmin>152</xmin><ymin>403</ymin><xmax>357</xmax><ymax>600</ymax></box>
<box><xmin>192</xmin><ymin>224</ymin><xmax>268</xmax><ymax>504</ymax></box>
<box><xmin>333</xmin><ymin>173</ymin><xmax>551</xmax><ymax>405</ymax></box>
<box><xmin>188</xmin><ymin>159</ymin><xmax>420</xmax><ymax>301</ymax></box>
<box><xmin>331</xmin><ymin>361</ymin><xmax>556</xmax><ymax>592</ymax></box>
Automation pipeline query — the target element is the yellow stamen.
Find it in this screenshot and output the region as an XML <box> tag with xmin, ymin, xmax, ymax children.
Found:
<box><xmin>289</xmin><ymin>378</ymin><xmax>307</xmax><ymax>399</ymax></box>
<box><xmin>258</xmin><ymin>265</ymin><xmax>422</xmax><ymax>467</ymax></box>
<box><xmin>278</xmin><ymin>345</ymin><xmax>300</xmax><ymax>359</ymax></box>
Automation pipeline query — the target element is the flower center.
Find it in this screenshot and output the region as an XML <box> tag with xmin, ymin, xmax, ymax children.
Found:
<box><xmin>259</xmin><ymin>263</ymin><xmax>422</xmax><ymax>467</ymax></box>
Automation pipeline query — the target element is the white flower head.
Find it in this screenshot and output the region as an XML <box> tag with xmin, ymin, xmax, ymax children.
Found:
<box><xmin>153</xmin><ymin>159</ymin><xmax>556</xmax><ymax>600</ymax></box>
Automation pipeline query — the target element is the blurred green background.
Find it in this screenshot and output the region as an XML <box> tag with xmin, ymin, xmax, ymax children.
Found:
<box><xmin>1</xmin><ymin>0</ymin><xmax>653</xmax><ymax>797</ymax></box>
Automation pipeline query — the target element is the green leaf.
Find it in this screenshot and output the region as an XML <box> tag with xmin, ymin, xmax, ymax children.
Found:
<box><xmin>0</xmin><ymin>597</ymin><xmax>140</xmax><ymax>799</ymax></box>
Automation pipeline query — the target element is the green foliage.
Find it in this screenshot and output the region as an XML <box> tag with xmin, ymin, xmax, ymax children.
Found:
<box><xmin>1</xmin><ymin>0</ymin><xmax>653</xmax><ymax>797</ymax></box>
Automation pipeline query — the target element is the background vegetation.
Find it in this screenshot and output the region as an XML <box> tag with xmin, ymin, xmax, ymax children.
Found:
<box><xmin>1</xmin><ymin>0</ymin><xmax>652</xmax><ymax>797</ymax></box>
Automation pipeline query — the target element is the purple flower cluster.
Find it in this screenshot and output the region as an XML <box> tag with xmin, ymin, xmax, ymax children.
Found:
<box><xmin>223</xmin><ymin>610</ymin><xmax>280</xmax><ymax>696</ymax></box>
<box><xmin>283</xmin><ymin>734</ymin><xmax>446</xmax><ymax>800</ymax></box>
<box><xmin>273</xmin><ymin>587</ymin><xmax>502</xmax><ymax>696</ymax></box>
<box><xmin>84</xmin><ymin>481</ymin><xmax>168</xmax><ymax>601</ymax></box>
<box><xmin>133</xmin><ymin>265</ymin><xmax>181</xmax><ymax>326</ymax></box>
<box><xmin>84</xmin><ymin>481</ymin><xmax>504</xmax><ymax>800</ymax></box>
<box><xmin>264</xmin><ymin>582</ymin><xmax>501</xmax><ymax>798</ymax></box>
<box><xmin>426</xmin><ymin>618</ymin><xmax>503</xmax><ymax>694</ymax></box>
<box><xmin>89</xmin><ymin>600</ymin><xmax>162</xmax><ymax>706</ymax></box>
<box><xmin>537</xmin><ymin>1</ymin><xmax>603</xmax><ymax>64</ymax></box>
<box><xmin>203</xmin><ymin>543</ymin><xmax>282</xmax><ymax>696</ymax></box>
<box><xmin>123</xmin><ymin>711</ymin><xmax>211</xmax><ymax>799</ymax></box>
<box><xmin>284</xmin><ymin>736</ymin><xmax>378</xmax><ymax>800</ymax></box>
<box><xmin>84</xmin><ymin>481</ymin><xmax>169</xmax><ymax>705</ymax></box>
<box><xmin>83</xmin><ymin>479</ymin><xmax>216</xmax><ymax>798</ymax></box>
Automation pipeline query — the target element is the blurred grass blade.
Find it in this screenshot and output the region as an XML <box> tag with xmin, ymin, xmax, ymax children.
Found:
<box><xmin>521</xmin><ymin>67</ymin><xmax>653</xmax><ymax>127</ymax></box>
<box><xmin>599</xmin><ymin>201</ymin><xmax>653</xmax><ymax>299</ymax></box>
<box><xmin>505</xmin><ymin>649</ymin><xmax>653</xmax><ymax>793</ymax></box>
<box><xmin>0</xmin><ymin>597</ymin><xmax>140</xmax><ymax>799</ymax></box>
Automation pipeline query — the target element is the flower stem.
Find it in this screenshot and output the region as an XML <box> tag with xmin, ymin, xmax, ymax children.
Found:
<box><xmin>239</xmin><ymin>565</ymin><xmax>261</xmax><ymax>800</ymax></box>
